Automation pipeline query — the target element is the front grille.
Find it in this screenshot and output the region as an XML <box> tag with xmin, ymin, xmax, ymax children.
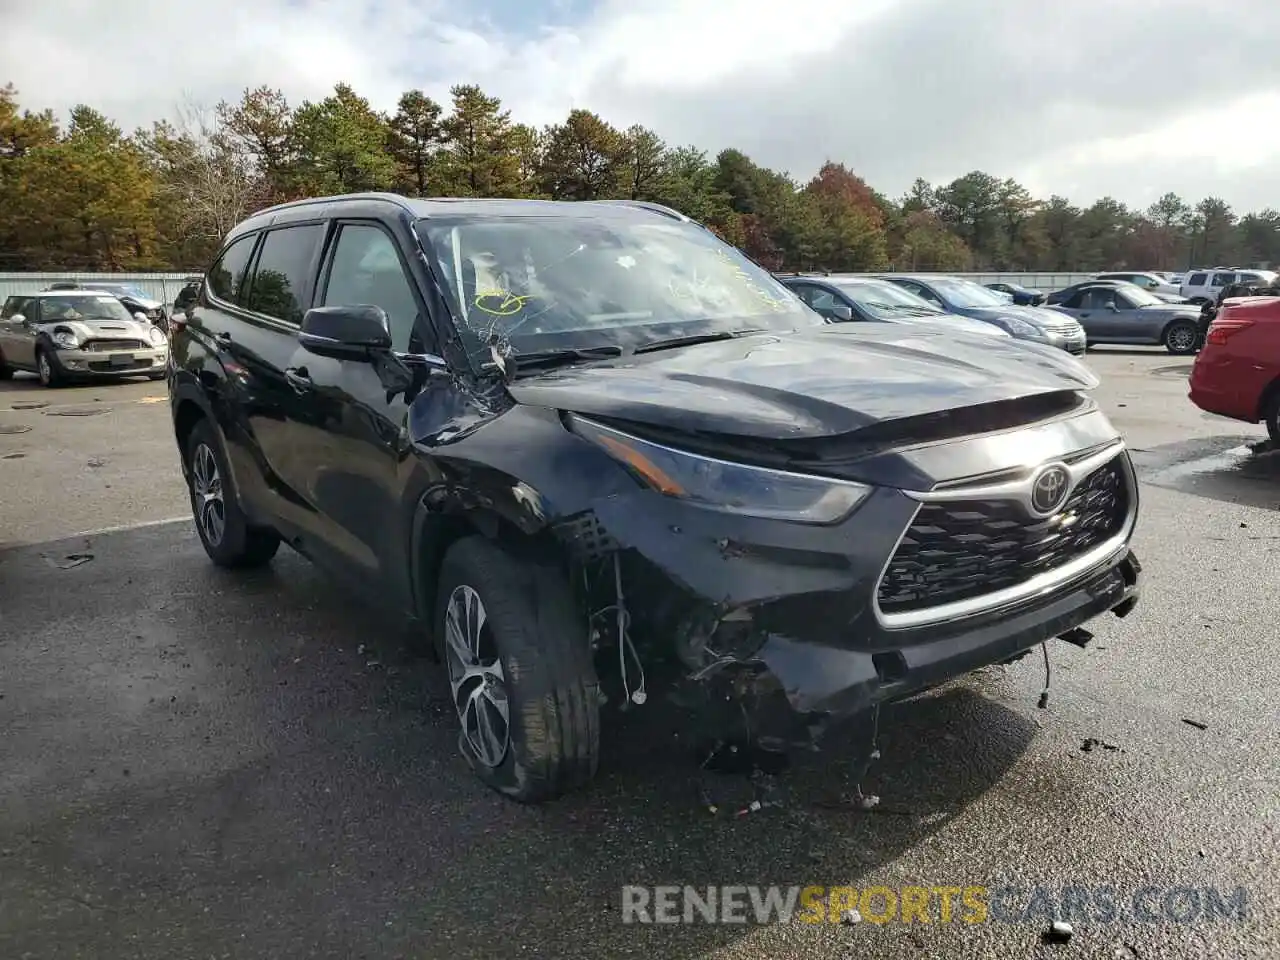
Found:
<box><xmin>82</xmin><ymin>339</ymin><xmax>147</xmax><ymax>352</ymax></box>
<box><xmin>878</xmin><ymin>454</ymin><xmax>1129</xmax><ymax>616</ymax></box>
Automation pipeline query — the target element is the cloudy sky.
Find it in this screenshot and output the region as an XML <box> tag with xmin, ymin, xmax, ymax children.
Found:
<box><xmin>5</xmin><ymin>0</ymin><xmax>1280</xmax><ymax>212</ymax></box>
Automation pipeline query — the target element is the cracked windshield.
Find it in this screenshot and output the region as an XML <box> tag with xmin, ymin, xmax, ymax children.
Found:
<box><xmin>417</xmin><ymin>214</ymin><xmax>818</xmax><ymax>360</ymax></box>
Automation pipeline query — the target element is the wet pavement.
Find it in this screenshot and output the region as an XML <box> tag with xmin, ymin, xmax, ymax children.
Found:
<box><xmin>1</xmin><ymin>351</ymin><xmax>1277</xmax><ymax>959</ymax></box>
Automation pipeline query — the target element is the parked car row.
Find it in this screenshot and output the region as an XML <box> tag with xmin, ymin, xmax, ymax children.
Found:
<box><xmin>166</xmin><ymin>192</ymin><xmax>1143</xmax><ymax>802</ymax></box>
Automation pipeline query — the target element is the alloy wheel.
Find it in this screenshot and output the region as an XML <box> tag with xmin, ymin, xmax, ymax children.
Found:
<box><xmin>191</xmin><ymin>442</ymin><xmax>226</xmax><ymax>547</ymax></box>
<box><xmin>443</xmin><ymin>584</ymin><xmax>510</xmax><ymax>768</ymax></box>
<box><xmin>1169</xmin><ymin>325</ymin><xmax>1196</xmax><ymax>353</ymax></box>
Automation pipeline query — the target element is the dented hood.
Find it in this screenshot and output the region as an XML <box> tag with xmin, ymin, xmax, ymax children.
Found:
<box><xmin>507</xmin><ymin>325</ymin><xmax>1098</xmax><ymax>440</ymax></box>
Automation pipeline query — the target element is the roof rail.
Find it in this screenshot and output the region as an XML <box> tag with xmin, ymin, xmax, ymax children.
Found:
<box><xmin>585</xmin><ymin>199</ymin><xmax>691</xmax><ymax>222</ymax></box>
<box><xmin>252</xmin><ymin>191</ymin><xmax>418</xmax><ymax>219</ymax></box>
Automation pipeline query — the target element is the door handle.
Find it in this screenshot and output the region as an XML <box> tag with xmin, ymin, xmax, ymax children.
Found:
<box><xmin>284</xmin><ymin>366</ymin><xmax>312</xmax><ymax>392</ymax></box>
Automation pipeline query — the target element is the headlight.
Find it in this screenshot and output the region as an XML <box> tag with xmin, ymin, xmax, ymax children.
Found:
<box><xmin>148</xmin><ymin>326</ymin><xmax>166</xmax><ymax>346</ymax></box>
<box><xmin>567</xmin><ymin>414</ymin><xmax>871</xmax><ymax>524</ymax></box>
<box><xmin>52</xmin><ymin>330</ymin><xmax>78</xmax><ymax>350</ymax></box>
<box><xmin>999</xmin><ymin>316</ymin><xmax>1041</xmax><ymax>337</ymax></box>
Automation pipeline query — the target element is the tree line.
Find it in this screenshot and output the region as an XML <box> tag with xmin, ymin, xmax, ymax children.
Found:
<box><xmin>1</xmin><ymin>81</ymin><xmax>1276</xmax><ymax>274</ymax></box>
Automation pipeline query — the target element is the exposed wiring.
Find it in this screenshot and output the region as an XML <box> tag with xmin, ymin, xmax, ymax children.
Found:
<box><xmin>587</xmin><ymin>555</ymin><xmax>646</xmax><ymax>708</ymax></box>
<box><xmin>614</xmin><ymin>553</ymin><xmax>646</xmax><ymax>706</ymax></box>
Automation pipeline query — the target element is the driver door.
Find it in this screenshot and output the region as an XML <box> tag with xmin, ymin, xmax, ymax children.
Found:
<box><xmin>2</xmin><ymin>298</ymin><xmax>41</xmax><ymax>367</ymax></box>
<box><xmin>281</xmin><ymin>219</ymin><xmax>442</xmax><ymax>602</ymax></box>
<box><xmin>1074</xmin><ymin>288</ymin><xmax>1121</xmax><ymax>338</ymax></box>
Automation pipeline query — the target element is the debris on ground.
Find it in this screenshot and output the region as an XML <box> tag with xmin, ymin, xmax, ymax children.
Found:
<box><xmin>1</xmin><ymin>452</ymin><xmax>25</xmax><ymax>459</ymax></box>
<box><xmin>840</xmin><ymin>908</ymin><xmax>862</xmax><ymax>925</ymax></box>
<box><xmin>87</xmin><ymin>457</ymin><xmax>106</xmax><ymax>468</ymax></box>
<box><xmin>43</xmin><ymin>553</ymin><xmax>94</xmax><ymax>570</ymax></box>
<box><xmin>1081</xmin><ymin>737</ymin><xmax>1123</xmax><ymax>753</ymax></box>
<box><xmin>1181</xmin><ymin>717</ymin><xmax>1209</xmax><ymax>731</ymax></box>
<box><xmin>9</xmin><ymin>401</ymin><xmax>47</xmax><ymax>410</ymax></box>
<box><xmin>1044</xmin><ymin>920</ymin><xmax>1074</xmax><ymax>944</ymax></box>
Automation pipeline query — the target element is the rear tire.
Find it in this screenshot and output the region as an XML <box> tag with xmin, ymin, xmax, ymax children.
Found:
<box><xmin>434</xmin><ymin>535</ymin><xmax>600</xmax><ymax>803</ymax></box>
<box><xmin>0</xmin><ymin>351</ymin><xmax>12</xmax><ymax>380</ymax></box>
<box><xmin>1164</xmin><ymin>320</ymin><xmax>1199</xmax><ymax>355</ymax></box>
<box><xmin>1264</xmin><ymin>390</ymin><xmax>1280</xmax><ymax>445</ymax></box>
<box><xmin>184</xmin><ymin>418</ymin><xmax>280</xmax><ymax>568</ymax></box>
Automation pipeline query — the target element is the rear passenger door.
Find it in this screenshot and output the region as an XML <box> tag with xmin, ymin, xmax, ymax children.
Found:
<box><xmin>279</xmin><ymin>219</ymin><xmax>440</xmax><ymax>598</ymax></box>
<box><xmin>212</xmin><ymin>223</ymin><xmax>330</xmax><ymax>554</ymax></box>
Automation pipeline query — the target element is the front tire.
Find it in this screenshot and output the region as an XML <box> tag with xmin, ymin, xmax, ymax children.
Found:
<box><xmin>35</xmin><ymin>348</ymin><xmax>63</xmax><ymax>387</ymax></box>
<box><xmin>1164</xmin><ymin>320</ymin><xmax>1199</xmax><ymax>355</ymax></box>
<box><xmin>434</xmin><ymin>535</ymin><xmax>600</xmax><ymax>803</ymax></box>
<box><xmin>184</xmin><ymin>418</ymin><xmax>280</xmax><ymax>568</ymax></box>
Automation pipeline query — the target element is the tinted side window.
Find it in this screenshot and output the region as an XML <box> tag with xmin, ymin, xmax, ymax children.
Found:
<box><xmin>207</xmin><ymin>235</ymin><xmax>258</xmax><ymax>304</ymax></box>
<box><xmin>2</xmin><ymin>296</ymin><xmax>29</xmax><ymax>319</ymax></box>
<box><xmin>1080</xmin><ymin>288</ymin><xmax>1115</xmax><ymax>310</ymax></box>
<box><xmin>1210</xmin><ymin>272</ymin><xmax>1235</xmax><ymax>287</ymax></box>
<box><xmin>1187</xmin><ymin>272</ymin><xmax>1207</xmax><ymax>286</ymax></box>
<box><xmin>321</xmin><ymin>223</ymin><xmax>426</xmax><ymax>352</ymax></box>
<box><xmin>246</xmin><ymin>224</ymin><xmax>325</xmax><ymax>324</ymax></box>
<box><xmin>1062</xmin><ymin>292</ymin><xmax>1084</xmax><ymax>309</ymax></box>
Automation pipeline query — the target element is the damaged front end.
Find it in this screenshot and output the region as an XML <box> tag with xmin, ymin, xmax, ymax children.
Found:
<box><xmin>548</xmin><ymin>408</ymin><xmax>1143</xmax><ymax>760</ymax></box>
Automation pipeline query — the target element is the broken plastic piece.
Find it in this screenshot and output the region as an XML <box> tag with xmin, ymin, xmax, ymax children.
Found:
<box><xmin>840</xmin><ymin>909</ymin><xmax>862</xmax><ymax>925</ymax></box>
<box><xmin>1045</xmin><ymin>920</ymin><xmax>1073</xmax><ymax>943</ymax></box>
<box><xmin>1181</xmin><ymin>717</ymin><xmax>1208</xmax><ymax>731</ymax></box>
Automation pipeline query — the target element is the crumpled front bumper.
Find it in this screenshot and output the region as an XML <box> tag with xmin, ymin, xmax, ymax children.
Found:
<box><xmin>582</xmin><ymin>479</ymin><xmax>1140</xmax><ymax>728</ymax></box>
<box><xmin>753</xmin><ymin>547</ymin><xmax>1140</xmax><ymax>717</ymax></box>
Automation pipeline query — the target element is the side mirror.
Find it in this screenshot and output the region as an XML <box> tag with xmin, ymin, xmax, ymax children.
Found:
<box><xmin>132</xmin><ymin>311</ymin><xmax>149</xmax><ymax>323</ymax></box>
<box><xmin>298</xmin><ymin>305</ymin><xmax>393</xmax><ymax>360</ymax></box>
<box><xmin>830</xmin><ymin>304</ymin><xmax>854</xmax><ymax>321</ymax></box>
<box><xmin>10</xmin><ymin>313</ymin><xmax>25</xmax><ymax>325</ymax></box>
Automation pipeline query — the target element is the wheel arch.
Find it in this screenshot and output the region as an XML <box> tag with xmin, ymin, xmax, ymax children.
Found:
<box><xmin>410</xmin><ymin>497</ymin><xmax>573</xmax><ymax>641</ymax></box>
<box><xmin>1257</xmin><ymin>375</ymin><xmax>1280</xmax><ymax>422</ymax></box>
<box><xmin>1161</xmin><ymin>315</ymin><xmax>1199</xmax><ymax>343</ymax></box>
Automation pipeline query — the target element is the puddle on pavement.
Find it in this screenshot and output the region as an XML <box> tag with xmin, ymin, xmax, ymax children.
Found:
<box><xmin>1132</xmin><ymin>436</ymin><xmax>1279</xmax><ymax>510</ymax></box>
<box><xmin>43</xmin><ymin>407</ymin><xmax>110</xmax><ymax>417</ymax></box>
<box><xmin>9</xmin><ymin>400</ymin><xmax>48</xmax><ymax>410</ymax></box>
<box><xmin>0</xmin><ymin>424</ymin><xmax>32</xmax><ymax>434</ymax></box>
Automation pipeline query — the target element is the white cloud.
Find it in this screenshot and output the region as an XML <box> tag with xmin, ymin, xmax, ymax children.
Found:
<box><xmin>5</xmin><ymin>0</ymin><xmax>1280</xmax><ymax>211</ymax></box>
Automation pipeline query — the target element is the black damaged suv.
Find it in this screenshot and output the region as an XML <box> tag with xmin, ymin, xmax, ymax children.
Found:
<box><xmin>168</xmin><ymin>193</ymin><xmax>1142</xmax><ymax>802</ymax></box>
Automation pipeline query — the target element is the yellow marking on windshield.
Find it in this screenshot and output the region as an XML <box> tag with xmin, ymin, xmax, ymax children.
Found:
<box><xmin>473</xmin><ymin>288</ymin><xmax>532</xmax><ymax>317</ymax></box>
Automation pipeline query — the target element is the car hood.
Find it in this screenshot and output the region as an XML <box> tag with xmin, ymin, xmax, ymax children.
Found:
<box><xmin>38</xmin><ymin>317</ymin><xmax>157</xmax><ymax>341</ymax></box>
<box><xmin>893</xmin><ymin>313</ymin><xmax>1010</xmax><ymax>337</ymax></box>
<box><xmin>965</xmin><ymin>304</ymin><xmax>1071</xmax><ymax>327</ymax></box>
<box><xmin>508</xmin><ymin>325</ymin><xmax>1098</xmax><ymax>441</ymax></box>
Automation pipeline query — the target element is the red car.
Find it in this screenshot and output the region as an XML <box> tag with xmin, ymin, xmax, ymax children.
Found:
<box><xmin>1189</xmin><ymin>295</ymin><xmax>1280</xmax><ymax>442</ymax></box>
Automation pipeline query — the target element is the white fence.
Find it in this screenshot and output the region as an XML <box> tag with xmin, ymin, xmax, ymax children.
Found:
<box><xmin>0</xmin><ymin>273</ymin><xmax>196</xmax><ymax>304</ymax></box>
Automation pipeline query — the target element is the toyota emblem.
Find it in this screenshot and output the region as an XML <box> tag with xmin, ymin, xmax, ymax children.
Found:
<box><xmin>1030</xmin><ymin>464</ymin><xmax>1071</xmax><ymax>515</ymax></box>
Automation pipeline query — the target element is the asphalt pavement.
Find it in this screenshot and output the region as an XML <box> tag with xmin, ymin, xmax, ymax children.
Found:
<box><xmin>1</xmin><ymin>351</ymin><xmax>1277</xmax><ymax>960</ymax></box>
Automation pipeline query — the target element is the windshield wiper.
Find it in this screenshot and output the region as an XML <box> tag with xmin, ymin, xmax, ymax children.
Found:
<box><xmin>509</xmin><ymin>345</ymin><xmax>624</xmax><ymax>373</ymax></box>
<box><xmin>631</xmin><ymin>329</ymin><xmax>768</xmax><ymax>355</ymax></box>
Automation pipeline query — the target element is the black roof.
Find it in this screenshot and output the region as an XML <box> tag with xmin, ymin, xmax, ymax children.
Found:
<box><xmin>227</xmin><ymin>193</ymin><xmax>691</xmax><ymax>244</ymax></box>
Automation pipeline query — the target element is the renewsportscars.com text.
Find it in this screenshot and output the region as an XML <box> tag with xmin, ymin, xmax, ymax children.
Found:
<box><xmin>620</xmin><ymin>884</ymin><xmax>1249</xmax><ymax>925</ymax></box>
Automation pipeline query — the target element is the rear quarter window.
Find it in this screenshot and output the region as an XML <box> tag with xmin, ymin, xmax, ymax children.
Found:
<box><xmin>207</xmin><ymin>234</ymin><xmax>259</xmax><ymax>305</ymax></box>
